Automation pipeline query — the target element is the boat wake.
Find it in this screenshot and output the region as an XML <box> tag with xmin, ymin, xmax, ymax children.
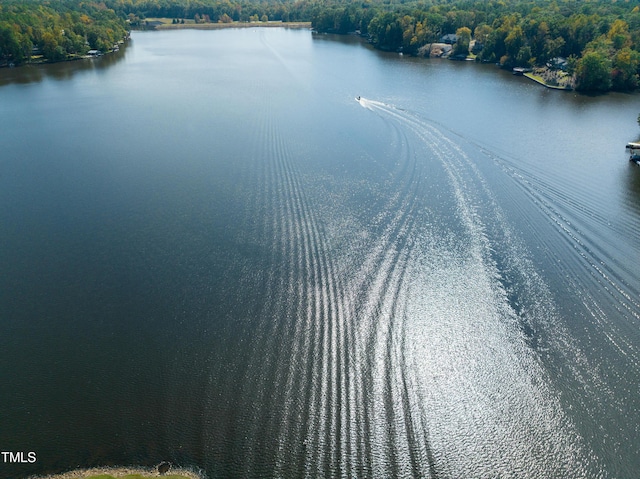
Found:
<box><xmin>354</xmin><ymin>98</ymin><xmax>606</xmax><ymax>477</ymax></box>
<box><xmin>355</xmin><ymin>96</ymin><xmax>391</xmax><ymax>111</ymax></box>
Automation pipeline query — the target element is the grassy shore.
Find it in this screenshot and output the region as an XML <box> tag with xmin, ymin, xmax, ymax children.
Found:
<box><xmin>29</xmin><ymin>466</ymin><xmax>203</xmax><ymax>479</ymax></box>
<box><xmin>145</xmin><ymin>18</ymin><xmax>311</xmax><ymax>29</ymax></box>
<box><xmin>523</xmin><ymin>70</ymin><xmax>573</xmax><ymax>90</ymax></box>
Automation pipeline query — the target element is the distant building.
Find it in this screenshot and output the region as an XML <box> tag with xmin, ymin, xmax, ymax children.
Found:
<box><xmin>441</xmin><ymin>34</ymin><xmax>458</xmax><ymax>44</ymax></box>
<box><xmin>547</xmin><ymin>57</ymin><xmax>568</xmax><ymax>71</ymax></box>
<box><xmin>144</xmin><ymin>20</ymin><xmax>164</xmax><ymax>30</ymax></box>
<box><xmin>87</xmin><ymin>50</ymin><xmax>102</xmax><ymax>56</ymax></box>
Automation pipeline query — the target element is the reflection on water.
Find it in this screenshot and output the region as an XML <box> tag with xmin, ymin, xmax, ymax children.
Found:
<box><xmin>0</xmin><ymin>44</ymin><xmax>128</xmax><ymax>86</ymax></box>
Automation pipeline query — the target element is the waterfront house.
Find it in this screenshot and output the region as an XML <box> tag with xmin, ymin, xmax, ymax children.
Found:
<box><xmin>547</xmin><ymin>57</ymin><xmax>568</xmax><ymax>71</ymax></box>
<box><xmin>441</xmin><ymin>34</ymin><xmax>458</xmax><ymax>44</ymax></box>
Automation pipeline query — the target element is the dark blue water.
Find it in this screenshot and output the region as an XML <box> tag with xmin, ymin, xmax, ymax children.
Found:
<box><xmin>1</xmin><ymin>28</ymin><xmax>640</xmax><ymax>478</ymax></box>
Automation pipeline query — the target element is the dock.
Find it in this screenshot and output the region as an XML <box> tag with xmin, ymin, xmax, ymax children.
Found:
<box><xmin>626</xmin><ymin>142</ymin><xmax>640</xmax><ymax>164</ymax></box>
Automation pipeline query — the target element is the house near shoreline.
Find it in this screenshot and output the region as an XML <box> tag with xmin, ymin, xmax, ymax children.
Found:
<box><xmin>547</xmin><ymin>57</ymin><xmax>568</xmax><ymax>71</ymax></box>
<box><xmin>440</xmin><ymin>33</ymin><xmax>458</xmax><ymax>44</ymax></box>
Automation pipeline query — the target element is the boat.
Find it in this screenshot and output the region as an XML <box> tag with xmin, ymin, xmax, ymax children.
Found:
<box><xmin>626</xmin><ymin>142</ymin><xmax>640</xmax><ymax>163</ymax></box>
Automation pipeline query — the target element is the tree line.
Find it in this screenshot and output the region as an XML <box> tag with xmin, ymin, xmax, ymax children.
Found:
<box><xmin>0</xmin><ymin>0</ymin><xmax>128</xmax><ymax>64</ymax></box>
<box><xmin>2</xmin><ymin>0</ymin><xmax>640</xmax><ymax>92</ymax></box>
<box><xmin>304</xmin><ymin>0</ymin><xmax>640</xmax><ymax>92</ymax></box>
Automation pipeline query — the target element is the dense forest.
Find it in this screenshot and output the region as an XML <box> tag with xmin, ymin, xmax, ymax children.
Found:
<box><xmin>303</xmin><ymin>0</ymin><xmax>640</xmax><ymax>92</ymax></box>
<box><xmin>2</xmin><ymin>0</ymin><xmax>640</xmax><ymax>92</ymax></box>
<box><xmin>0</xmin><ymin>0</ymin><xmax>128</xmax><ymax>63</ymax></box>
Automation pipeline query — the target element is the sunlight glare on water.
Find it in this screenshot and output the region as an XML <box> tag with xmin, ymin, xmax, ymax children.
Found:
<box><xmin>350</xmin><ymin>99</ymin><xmax>596</xmax><ymax>477</ymax></box>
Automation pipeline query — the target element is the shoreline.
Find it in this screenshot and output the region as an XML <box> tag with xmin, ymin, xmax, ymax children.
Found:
<box><xmin>1</xmin><ymin>34</ymin><xmax>129</xmax><ymax>69</ymax></box>
<box><xmin>0</xmin><ymin>25</ymin><xmax>576</xmax><ymax>94</ymax></box>
<box><xmin>148</xmin><ymin>20</ymin><xmax>311</xmax><ymax>30</ymax></box>
<box><xmin>28</xmin><ymin>466</ymin><xmax>204</xmax><ymax>479</ymax></box>
<box><xmin>523</xmin><ymin>72</ymin><xmax>573</xmax><ymax>90</ymax></box>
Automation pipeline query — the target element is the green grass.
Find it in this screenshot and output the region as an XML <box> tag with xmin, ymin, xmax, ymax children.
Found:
<box><xmin>524</xmin><ymin>72</ymin><xmax>545</xmax><ymax>83</ymax></box>
<box><xmin>144</xmin><ymin>17</ymin><xmax>194</xmax><ymax>24</ymax></box>
<box><xmin>143</xmin><ymin>17</ymin><xmax>310</xmax><ymax>29</ymax></box>
<box><xmin>523</xmin><ymin>72</ymin><xmax>572</xmax><ymax>90</ymax></box>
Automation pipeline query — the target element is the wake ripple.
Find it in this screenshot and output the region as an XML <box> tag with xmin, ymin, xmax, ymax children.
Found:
<box><xmin>204</xmin><ymin>94</ymin><xmax>616</xmax><ymax>478</ymax></box>
<box><xmin>357</xmin><ymin>98</ymin><xmax>600</xmax><ymax>477</ymax></box>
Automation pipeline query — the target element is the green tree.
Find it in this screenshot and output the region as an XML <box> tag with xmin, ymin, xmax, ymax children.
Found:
<box><xmin>474</xmin><ymin>24</ymin><xmax>492</xmax><ymax>45</ymax></box>
<box><xmin>544</xmin><ymin>36</ymin><xmax>566</xmax><ymax>61</ymax></box>
<box><xmin>0</xmin><ymin>23</ymin><xmax>29</xmax><ymax>63</ymax></box>
<box><xmin>608</xmin><ymin>19</ymin><xmax>631</xmax><ymax>50</ymax></box>
<box><xmin>454</xmin><ymin>26</ymin><xmax>471</xmax><ymax>56</ymax></box>
<box><xmin>505</xmin><ymin>25</ymin><xmax>524</xmax><ymax>60</ymax></box>
<box><xmin>516</xmin><ymin>45</ymin><xmax>532</xmax><ymax>66</ymax></box>
<box><xmin>368</xmin><ymin>12</ymin><xmax>403</xmax><ymax>51</ymax></box>
<box><xmin>41</xmin><ymin>31</ymin><xmax>66</xmax><ymax>61</ymax></box>
<box><xmin>575</xmin><ymin>50</ymin><xmax>612</xmax><ymax>91</ymax></box>
<box><xmin>611</xmin><ymin>47</ymin><xmax>640</xmax><ymax>90</ymax></box>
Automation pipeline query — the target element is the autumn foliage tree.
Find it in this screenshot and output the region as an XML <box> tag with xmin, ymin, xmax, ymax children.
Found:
<box><xmin>454</xmin><ymin>27</ymin><xmax>471</xmax><ymax>56</ymax></box>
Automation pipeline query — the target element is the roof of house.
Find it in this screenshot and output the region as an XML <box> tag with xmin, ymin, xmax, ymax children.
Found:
<box><xmin>441</xmin><ymin>34</ymin><xmax>458</xmax><ymax>44</ymax></box>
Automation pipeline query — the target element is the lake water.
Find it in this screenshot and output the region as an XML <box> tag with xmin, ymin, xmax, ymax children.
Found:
<box><xmin>1</xmin><ymin>28</ymin><xmax>640</xmax><ymax>479</ymax></box>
